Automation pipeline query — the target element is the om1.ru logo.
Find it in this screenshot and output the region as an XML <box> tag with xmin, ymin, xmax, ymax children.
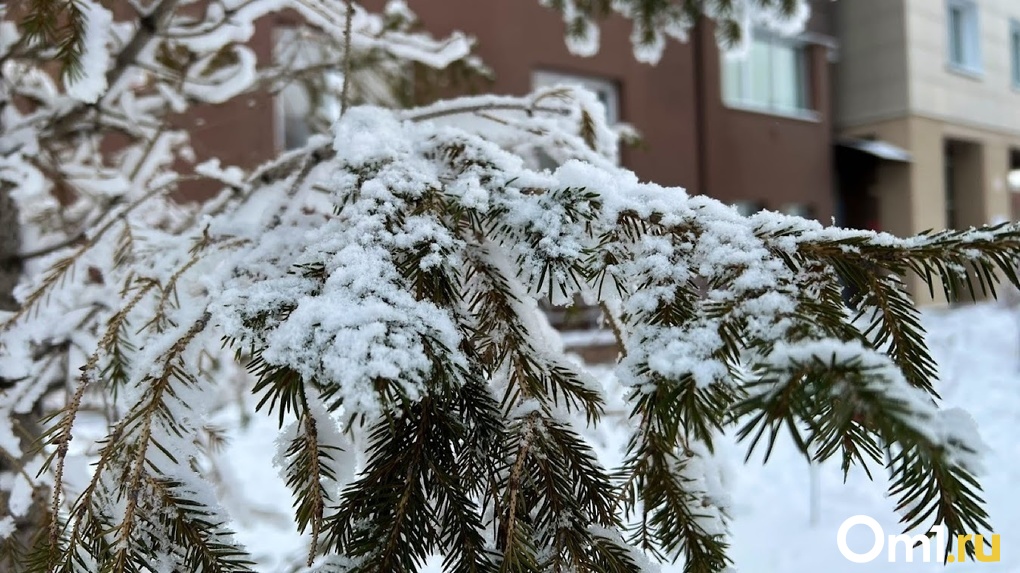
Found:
<box><xmin>837</xmin><ymin>515</ymin><xmax>1000</xmax><ymax>564</ymax></box>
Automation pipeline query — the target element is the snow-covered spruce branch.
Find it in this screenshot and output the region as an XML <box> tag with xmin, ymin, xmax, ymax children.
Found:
<box><xmin>734</xmin><ymin>343</ymin><xmax>989</xmax><ymax>560</ymax></box>
<box><xmin>1</xmin><ymin>80</ymin><xmax>620</xmax><ymax>335</ymax></box>
<box><xmin>4</xmin><ymin>96</ymin><xmax>1019</xmax><ymax>570</ymax></box>
<box><xmin>1</xmin><ymin>0</ymin><xmax>485</xmax><ymax>256</ymax></box>
<box><xmin>1</xmin><ymin>0</ymin><xmax>487</xmax><ymax>442</ymax></box>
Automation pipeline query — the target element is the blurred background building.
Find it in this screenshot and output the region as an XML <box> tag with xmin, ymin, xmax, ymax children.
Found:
<box><xmin>835</xmin><ymin>0</ymin><xmax>1020</xmax><ymax>241</ymax></box>
<box><xmin>833</xmin><ymin>0</ymin><xmax>1020</xmax><ymax>302</ymax></box>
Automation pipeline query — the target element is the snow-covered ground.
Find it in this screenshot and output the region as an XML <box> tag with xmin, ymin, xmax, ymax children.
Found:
<box><xmin>721</xmin><ymin>300</ymin><xmax>1019</xmax><ymax>572</ymax></box>
<box><xmin>217</xmin><ymin>301</ymin><xmax>1020</xmax><ymax>572</ymax></box>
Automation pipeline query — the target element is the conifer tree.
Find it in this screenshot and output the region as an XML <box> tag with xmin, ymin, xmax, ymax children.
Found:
<box><xmin>0</xmin><ymin>0</ymin><xmax>1013</xmax><ymax>571</ymax></box>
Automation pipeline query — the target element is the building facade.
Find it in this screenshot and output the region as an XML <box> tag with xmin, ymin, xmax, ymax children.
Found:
<box><xmin>833</xmin><ymin>0</ymin><xmax>1020</xmax><ymax>302</ymax></box>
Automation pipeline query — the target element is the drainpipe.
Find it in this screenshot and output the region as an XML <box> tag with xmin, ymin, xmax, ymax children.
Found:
<box><xmin>0</xmin><ymin>74</ymin><xmax>17</xmax><ymax>312</ymax></box>
<box><xmin>692</xmin><ymin>17</ymin><xmax>708</xmax><ymax>197</ymax></box>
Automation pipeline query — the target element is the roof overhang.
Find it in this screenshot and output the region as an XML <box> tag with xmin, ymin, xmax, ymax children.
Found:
<box><xmin>795</xmin><ymin>32</ymin><xmax>840</xmax><ymax>62</ymax></box>
<box><xmin>836</xmin><ymin>138</ymin><xmax>912</xmax><ymax>163</ymax></box>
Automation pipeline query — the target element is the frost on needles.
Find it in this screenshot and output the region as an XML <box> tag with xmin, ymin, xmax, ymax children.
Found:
<box><xmin>0</xmin><ymin>0</ymin><xmax>1018</xmax><ymax>572</ymax></box>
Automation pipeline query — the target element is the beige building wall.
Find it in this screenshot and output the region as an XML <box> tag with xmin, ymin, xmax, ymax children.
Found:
<box><xmin>834</xmin><ymin>0</ymin><xmax>910</xmax><ymax>127</ymax></box>
<box><xmin>902</xmin><ymin>0</ymin><xmax>1020</xmax><ymax>234</ymax></box>
<box><xmin>940</xmin><ymin>120</ymin><xmax>1014</xmax><ymax>226</ymax></box>
<box><xmin>906</xmin><ymin>0</ymin><xmax>1020</xmax><ymax>134</ymax></box>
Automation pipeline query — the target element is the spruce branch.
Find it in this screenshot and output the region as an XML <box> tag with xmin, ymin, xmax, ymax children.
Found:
<box><xmin>10</xmin><ymin>5</ymin><xmax>1020</xmax><ymax>570</ymax></box>
<box><xmin>501</xmin><ymin>415</ymin><xmax>536</xmax><ymax>569</ymax></box>
<box><xmin>734</xmin><ymin>347</ymin><xmax>991</xmax><ymax>561</ymax></box>
<box><xmin>1</xmin><ymin>177</ymin><xmax>181</xmax><ymax>329</ymax></box>
<box><xmin>324</xmin><ymin>399</ymin><xmax>438</xmax><ymax>572</ymax></box>
<box><xmin>796</xmin><ymin>223</ymin><xmax>1020</xmax><ymax>303</ymax></box>
<box><xmin>853</xmin><ymin>274</ymin><xmax>940</xmax><ymax>396</ymax></box>
<box><xmin>18</xmin><ymin>0</ymin><xmax>88</xmax><ymax>83</ymax></box>
<box><xmin>618</xmin><ymin>431</ymin><xmax>731</xmax><ymax>572</ymax></box>
<box><xmin>526</xmin><ymin>417</ymin><xmax>640</xmax><ymax>571</ymax></box>
<box><xmin>40</xmin><ymin>276</ymin><xmax>157</xmax><ymax>553</ymax></box>
<box><xmin>403</xmin><ymin>100</ymin><xmax>571</xmax><ymax>123</ymax></box>
<box><xmin>599</xmin><ymin>301</ymin><xmax>628</xmax><ymax>359</ymax></box>
<box><xmin>264</xmin><ymin>379</ymin><xmax>343</xmax><ymax>566</ymax></box>
<box><xmin>461</xmin><ymin>245</ymin><xmax>603</xmax><ymax>422</ymax></box>
<box><xmin>141</xmin><ymin>475</ymin><xmax>255</xmax><ymax>572</ymax></box>
<box><xmin>111</xmin><ymin>311</ymin><xmax>211</xmax><ymax>568</ymax></box>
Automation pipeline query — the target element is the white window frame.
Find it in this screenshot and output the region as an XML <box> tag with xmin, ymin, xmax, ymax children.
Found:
<box><xmin>1011</xmin><ymin>19</ymin><xmax>1020</xmax><ymax>88</ymax></box>
<box><xmin>946</xmin><ymin>0</ymin><xmax>982</xmax><ymax>75</ymax></box>
<box><xmin>531</xmin><ymin>70</ymin><xmax>621</xmax><ymax>125</ymax></box>
<box><xmin>272</xmin><ymin>27</ymin><xmax>310</xmax><ymax>152</ymax></box>
<box><xmin>720</xmin><ymin>30</ymin><xmax>816</xmax><ymax>121</ymax></box>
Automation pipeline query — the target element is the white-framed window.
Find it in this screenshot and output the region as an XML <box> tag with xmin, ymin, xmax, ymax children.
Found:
<box><xmin>532</xmin><ymin>70</ymin><xmax>620</xmax><ymax>125</ymax></box>
<box><xmin>1011</xmin><ymin>19</ymin><xmax>1020</xmax><ymax>87</ymax></box>
<box><xmin>721</xmin><ymin>31</ymin><xmax>812</xmax><ymax>117</ymax></box>
<box><xmin>272</xmin><ymin>27</ymin><xmax>342</xmax><ymax>152</ymax></box>
<box><xmin>274</xmin><ymin>28</ymin><xmax>310</xmax><ymax>151</ymax></box>
<box><xmin>946</xmin><ymin>0</ymin><xmax>981</xmax><ymax>73</ymax></box>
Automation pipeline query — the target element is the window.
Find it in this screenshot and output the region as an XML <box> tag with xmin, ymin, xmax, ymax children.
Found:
<box><xmin>532</xmin><ymin>70</ymin><xmax>620</xmax><ymax>125</ymax></box>
<box><xmin>721</xmin><ymin>31</ymin><xmax>811</xmax><ymax>117</ymax></box>
<box><xmin>531</xmin><ymin>70</ymin><xmax>621</xmax><ymax>169</ymax></box>
<box><xmin>733</xmin><ymin>200</ymin><xmax>765</xmax><ymax>217</ymax></box>
<box><xmin>781</xmin><ymin>203</ymin><xmax>814</xmax><ymax>219</ymax></box>
<box><xmin>1011</xmin><ymin>20</ymin><xmax>1020</xmax><ymax>87</ymax></box>
<box><xmin>272</xmin><ymin>28</ymin><xmax>341</xmax><ymax>151</ymax></box>
<box><xmin>946</xmin><ymin>0</ymin><xmax>981</xmax><ymax>73</ymax></box>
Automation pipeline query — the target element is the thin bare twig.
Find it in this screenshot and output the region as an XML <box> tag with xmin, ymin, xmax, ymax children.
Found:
<box><xmin>599</xmin><ymin>301</ymin><xmax>627</xmax><ymax>359</ymax></box>
<box><xmin>339</xmin><ymin>1</ymin><xmax>355</xmax><ymax>116</ymax></box>
<box><xmin>404</xmin><ymin>102</ymin><xmax>569</xmax><ymax>123</ymax></box>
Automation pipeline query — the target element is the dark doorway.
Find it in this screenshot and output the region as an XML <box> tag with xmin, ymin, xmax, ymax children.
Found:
<box><xmin>943</xmin><ymin>138</ymin><xmax>983</xmax><ymax>231</ymax></box>
<box><xmin>834</xmin><ymin>143</ymin><xmax>881</xmax><ymax>231</ymax></box>
<box><xmin>1010</xmin><ymin>148</ymin><xmax>1020</xmax><ymax>220</ymax></box>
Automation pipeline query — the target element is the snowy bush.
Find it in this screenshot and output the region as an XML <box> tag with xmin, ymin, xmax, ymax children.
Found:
<box><xmin>1</xmin><ymin>0</ymin><xmax>1018</xmax><ymax>571</ymax></box>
